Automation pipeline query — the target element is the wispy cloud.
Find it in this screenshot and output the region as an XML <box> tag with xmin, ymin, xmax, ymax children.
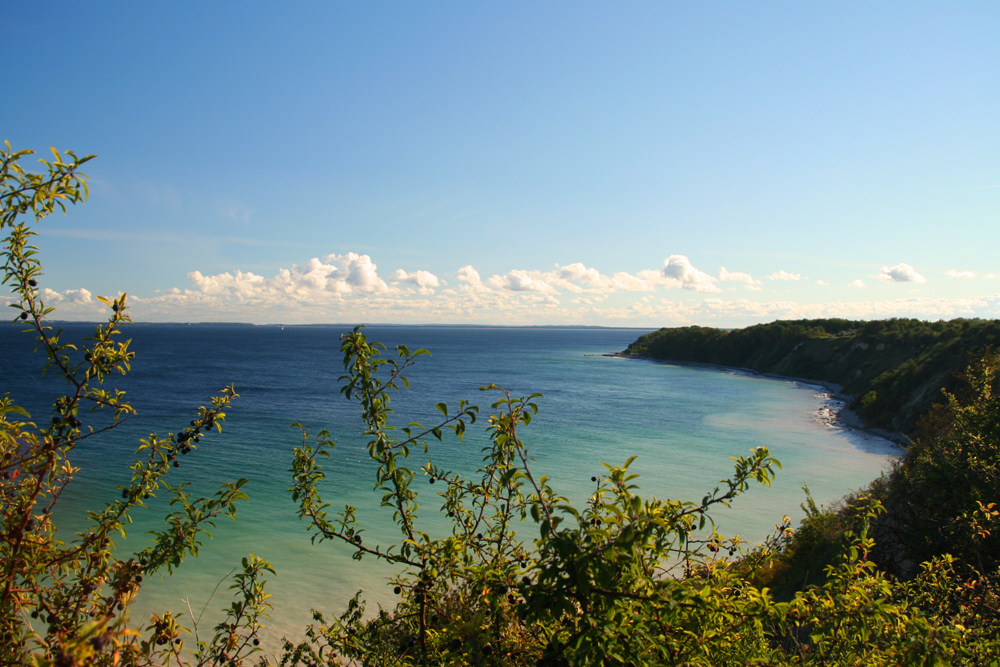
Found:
<box><xmin>946</xmin><ymin>269</ymin><xmax>975</xmax><ymax>279</ymax></box>
<box><xmin>38</xmin><ymin>228</ymin><xmax>188</xmax><ymax>243</ymax></box>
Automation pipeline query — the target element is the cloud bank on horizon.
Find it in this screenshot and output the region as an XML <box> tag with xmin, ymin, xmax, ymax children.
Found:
<box><xmin>16</xmin><ymin>252</ymin><xmax>1000</xmax><ymax>327</ymax></box>
<box><xmin>5</xmin><ymin>4</ymin><xmax>999</xmax><ymax>328</ymax></box>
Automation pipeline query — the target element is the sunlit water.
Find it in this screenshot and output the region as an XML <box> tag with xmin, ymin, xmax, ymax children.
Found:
<box><xmin>1</xmin><ymin>324</ymin><xmax>898</xmax><ymax>655</ymax></box>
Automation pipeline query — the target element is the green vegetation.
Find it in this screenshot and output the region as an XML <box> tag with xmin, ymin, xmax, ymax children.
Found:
<box><xmin>625</xmin><ymin>318</ymin><xmax>1000</xmax><ymax>436</ymax></box>
<box><xmin>4</xmin><ymin>143</ymin><xmax>1000</xmax><ymax>665</ymax></box>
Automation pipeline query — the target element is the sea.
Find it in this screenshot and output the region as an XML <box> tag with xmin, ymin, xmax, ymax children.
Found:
<box><xmin>0</xmin><ymin>323</ymin><xmax>899</xmax><ymax>654</ymax></box>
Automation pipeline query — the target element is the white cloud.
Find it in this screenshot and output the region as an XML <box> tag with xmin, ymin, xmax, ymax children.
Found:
<box><xmin>390</xmin><ymin>269</ymin><xmax>441</xmax><ymax>294</ymax></box>
<box><xmin>986</xmin><ymin>273</ymin><xmax>999</xmax><ymax>280</ymax></box>
<box><xmin>661</xmin><ymin>255</ymin><xmax>721</xmax><ymax>293</ymax></box>
<box><xmin>848</xmin><ymin>279</ymin><xmax>866</xmax><ymax>288</ymax></box>
<box><xmin>455</xmin><ymin>265</ymin><xmax>484</xmax><ymax>286</ymax></box>
<box><xmin>187</xmin><ymin>252</ymin><xmax>390</xmax><ymax>304</ymax></box>
<box><xmin>556</xmin><ymin>262</ymin><xmax>604</xmax><ymax>285</ymax></box>
<box><xmin>31</xmin><ymin>248</ymin><xmax>1000</xmax><ymax>327</ymax></box>
<box><xmin>767</xmin><ymin>270</ymin><xmax>802</xmax><ymax>281</ymax></box>
<box><xmin>946</xmin><ymin>269</ymin><xmax>975</xmax><ymax>280</ymax></box>
<box><xmin>719</xmin><ymin>267</ymin><xmax>762</xmax><ymax>290</ymax></box>
<box><xmin>487</xmin><ymin>270</ymin><xmax>556</xmax><ymax>293</ymax></box>
<box><xmin>816</xmin><ymin>280</ymin><xmax>830</xmax><ymax>286</ymax></box>
<box><xmin>41</xmin><ymin>287</ymin><xmax>94</xmax><ymax>304</ymax></box>
<box><xmin>877</xmin><ymin>263</ymin><xmax>927</xmax><ymax>283</ymax></box>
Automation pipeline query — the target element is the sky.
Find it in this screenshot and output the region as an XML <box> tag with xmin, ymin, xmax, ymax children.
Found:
<box><xmin>4</xmin><ymin>3</ymin><xmax>999</xmax><ymax>327</ymax></box>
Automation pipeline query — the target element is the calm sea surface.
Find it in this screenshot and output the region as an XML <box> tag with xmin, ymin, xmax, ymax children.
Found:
<box><xmin>1</xmin><ymin>323</ymin><xmax>898</xmax><ymax>653</ymax></box>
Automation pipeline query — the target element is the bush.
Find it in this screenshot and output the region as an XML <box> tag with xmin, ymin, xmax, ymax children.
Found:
<box><xmin>2</xmin><ymin>143</ymin><xmax>272</xmax><ymax>666</ymax></box>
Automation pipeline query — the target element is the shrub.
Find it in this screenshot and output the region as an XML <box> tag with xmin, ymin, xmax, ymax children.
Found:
<box><xmin>1</xmin><ymin>143</ymin><xmax>272</xmax><ymax>666</ymax></box>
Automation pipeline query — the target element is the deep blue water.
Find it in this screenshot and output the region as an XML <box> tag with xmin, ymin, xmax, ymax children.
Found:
<box><xmin>0</xmin><ymin>323</ymin><xmax>897</xmax><ymax>653</ymax></box>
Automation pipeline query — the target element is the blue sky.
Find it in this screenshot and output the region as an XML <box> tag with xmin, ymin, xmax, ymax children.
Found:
<box><xmin>5</xmin><ymin>3</ymin><xmax>999</xmax><ymax>326</ymax></box>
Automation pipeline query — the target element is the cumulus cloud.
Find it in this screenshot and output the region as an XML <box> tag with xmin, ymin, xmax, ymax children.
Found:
<box><xmin>767</xmin><ymin>270</ymin><xmax>802</xmax><ymax>281</ymax></box>
<box><xmin>946</xmin><ymin>269</ymin><xmax>975</xmax><ymax>280</ymax></box>
<box><xmin>35</xmin><ymin>247</ymin><xmax>1000</xmax><ymax>328</ymax></box>
<box><xmin>187</xmin><ymin>252</ymin><xmax>390</xmax><ymax>304</ymax></box>
<box><xmin>390</xmin><ymin>269</ymin><xmax>441</xmax><ymax>294</ymax></box>
<box><xmin>487</xmin><ymin>270</ymin><xmax>556</xmax><ymax>293</ymax></box>
<box><xmin>39</xmin><ymin>287</ymin><xmax>94</xmax><ymax>304</ymax></box>
<box><xmin>719</xmin><ymin>267</ymin><xmax>763</xmax><ymax>290</ymax></box>
<box><xmin>877</xmin><ymin>263</ymin><xmax>927</xmax><ymax>283</ymax></box>
<box><xmin>848</xmin><ymin>279</ymin><xmax>866</xmax><ymax>288</ymax></box>
<box><xmin>661</xmin><ymin>255</ymin><xmax>721</xmax><ymax>293</ymax></box>
<box><xmin>455</xmin><ymin>265</ymin><xmax>484</xmax><ymax>286</ymax></box>
<box><xmin>556</xmin><ymin>262</ymin><xmax>604</xmax><ymax>285</ymax></box>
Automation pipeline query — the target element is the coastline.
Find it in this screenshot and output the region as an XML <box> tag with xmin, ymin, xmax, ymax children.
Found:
<box><xmin>606</xmin><ymin>352</ymin><xmax>909</xmax><ymax>449</ymax></box>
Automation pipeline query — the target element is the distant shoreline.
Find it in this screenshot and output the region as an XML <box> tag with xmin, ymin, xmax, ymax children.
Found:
<box><xmin>42</xmin><ymin>320</ymin><xmax>656</xmax><ymax>331</ymax></box>
<box><xmin>607</xmin><ymin>352</ymin><xmax>908</xmax><ymax>449</ymax></box>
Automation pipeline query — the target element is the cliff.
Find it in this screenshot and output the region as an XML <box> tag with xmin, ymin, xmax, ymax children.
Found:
<box><xmin>623</xmin><ymin>318</ymin><xmax>1000</xmax><ymax>437</ymax></box>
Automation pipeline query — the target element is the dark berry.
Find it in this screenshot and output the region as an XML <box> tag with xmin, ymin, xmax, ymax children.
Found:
<box><xmin>19</xmin><ymin>312</ymin><xmax>28</xmax><ymax>320</ymax></box>
<box><xmin>394</xmin><ymin>586</ymin><xmax>401</xmax><ymax>594</ymax></box>
<box><xmin>28</xmin><ymin>279</ymin><xmax>38</xmax><ymax>287</ymax></box>
<box><xmin>591</xmin><ymin>476</ymin><xmax>597</xmax><ymax>482</ymax></box>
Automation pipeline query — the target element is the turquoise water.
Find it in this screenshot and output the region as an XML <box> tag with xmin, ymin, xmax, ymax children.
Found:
<box><xmin>0</xmin><ymin>324</ymin><xmax>898</xmax><ymax>654</ymax></box>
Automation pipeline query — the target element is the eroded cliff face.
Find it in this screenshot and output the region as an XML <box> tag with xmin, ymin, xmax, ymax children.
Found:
<box><xmin>625</xmin><ymin>318</ymin><xmax>1000</xmax><ymax>435</ymax></box>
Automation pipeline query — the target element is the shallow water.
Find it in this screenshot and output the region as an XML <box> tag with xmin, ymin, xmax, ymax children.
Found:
<box><xmin>0</xmin><ymin>323</ymin><xmax>898</xmax><ymax>654</ymax></box>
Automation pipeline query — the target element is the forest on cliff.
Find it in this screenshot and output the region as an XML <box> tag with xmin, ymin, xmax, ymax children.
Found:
<box><xmin>626</xmin><ymin>317</ymin><xmax>1000</xmax><ymax>436</ymax></box>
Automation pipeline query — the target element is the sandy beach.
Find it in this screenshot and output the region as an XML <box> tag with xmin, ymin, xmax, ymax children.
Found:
<box><xmin>608</xmin><ymin>353</ymin><xmax>909</xmax><ymax>449</ymax></box>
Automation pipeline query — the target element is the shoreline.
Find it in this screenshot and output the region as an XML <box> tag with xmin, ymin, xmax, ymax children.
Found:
<box><xmin>606</xmin><ymin>352</ymin><xmax>909</xmax><ymax>449</ymax></box>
